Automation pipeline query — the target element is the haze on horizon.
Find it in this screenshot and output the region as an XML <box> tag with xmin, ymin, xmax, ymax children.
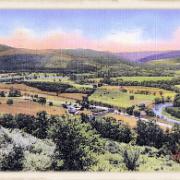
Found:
<box><xmin>1</xmin><ymin>10</ymin><xmax>180</xmax><ymax>52</ymax></box>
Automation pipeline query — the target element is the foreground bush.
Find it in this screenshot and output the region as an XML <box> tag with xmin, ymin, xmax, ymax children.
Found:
<box><xmin>49</xmin><ymin>117</ymin><xmax>103</xmax><ymax>171</ymax></box>
<box><xmin>91</xmin><ymin>117</ymin><xmax>133</xmax><ymax>143</ymax></box>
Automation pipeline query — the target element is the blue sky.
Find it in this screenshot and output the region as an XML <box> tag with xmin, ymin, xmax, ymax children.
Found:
<box><xmin>0</xmin><ymin>10</ymin><xmax>180</xmax><ymax>52</ymax></box>
<box><xmin>0</xmin><ymin>10</ymin><xmax>179</xmax><ymax>39</ymax></box>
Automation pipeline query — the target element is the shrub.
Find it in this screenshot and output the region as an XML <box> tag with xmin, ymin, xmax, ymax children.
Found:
<box><xmin>129</xmin><ymin>95</ymin><xmax>134</xmax><ymax>100</ymax></box>
<box><xmin>7</xmin><ymin>99</ymin><xmax>13</xmax><ymax>105</ymax></box>
<box><xmin>136</xmin><ymin>120</ymin><xmax>165</xmax><ymax>148</ymax></box>
<box><xmin>49</xmin><ymin>102</ymin><xmax>53</xmax><ymax>106</ymax></box>
<box><xmin>122</xmin><ymin>147</ymin><xmax>140</xmax><ymax>171</ymax></box>
<box><xmin>91</xmin><ymin>117</ymin><xmax>133</xmax><ymax>143</ymax></box>
<box><xmin>50</xmin><ymin>117</ymin><xmax>103</xmax><ymax>171</ymax></box>
<box><xmin>0</xmin><ymin>145</ymin><xmax>24</xmax><ymax>171</ymax></box>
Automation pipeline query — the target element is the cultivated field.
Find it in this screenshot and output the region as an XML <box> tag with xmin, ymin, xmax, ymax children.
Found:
<box><xmin>0</xmin><ymin>83</ymin><xmax>86</xmax><ymax>102</ymax></box>
<box><xmin>106</xmin><ymin>113</ymin><xmax>137</xmax><ymax>128</ymax></box>
<box><xmin>112</xmin><ymin>76</ymin><xmax>174</xmax><ymax>82</ymax></box>
<box><xmin>0</xmin><ymin>98</ymin><xmax>66</xmax><ymax>116</ymax></box>
<box><xmin>89</xmin><ymin>76</ymin><xmax>174</xmax><ymax>83</ymax></box>
<box><xmin>89</xmin><ymin>86</ymin><xmax>176</xmax><ymax>108</ymax></box>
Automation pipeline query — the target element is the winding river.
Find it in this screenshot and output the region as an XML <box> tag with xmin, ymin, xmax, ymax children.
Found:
<box><xmin>153</xmin><ymin>103</ymin><xmax>180</xmax><ymax>125</ymax></box>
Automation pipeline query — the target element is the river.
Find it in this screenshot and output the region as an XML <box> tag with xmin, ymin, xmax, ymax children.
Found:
<box><xmin>153</xmin><ymin>103</ymin><xmax>180</xmax><ymax>125</ymax></box>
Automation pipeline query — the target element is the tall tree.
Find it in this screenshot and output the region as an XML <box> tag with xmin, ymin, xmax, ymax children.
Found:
<box><xmin>50</xmin><ymin>117</ymin><xmax>103</xmax><ymax>171</ymax></box>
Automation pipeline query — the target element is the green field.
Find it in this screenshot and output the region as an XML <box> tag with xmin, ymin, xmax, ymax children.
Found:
<box><xmin>90</xmin><ymin>76</ymin><xmax>174</xmax><ymax>83</ymax></box>
<box><xmin>148</xmin><ymin>58</ymin><xmax>180</xmax><ymax>65</ymax></box>
<box><xmin>162</xmin><ymin>108</ymin><xmax>180</xmax><ymax>121</ymax></box>
<box><xmin>89</xmin><ymin>86</ymin><xmax>176</xmax><ymax>108</ymax></box>
<box><xmin>112</xmin><ymin>76</ymin><xmax>173</xmax><ymax>82</ymax></box>
<box><xmin>175</xmin><ymin>85</ymin><xmax>180</xmax><ymax>88</ymax></box>
<box><xmin>28</xmin><ymin>75</ymin><xmax>93</xmax><ymax>90</ymax></box>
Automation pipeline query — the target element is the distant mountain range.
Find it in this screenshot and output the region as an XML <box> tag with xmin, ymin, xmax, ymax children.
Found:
<box><xmin>117</xmin><ymin>50</ymin><xmax>180</xmax><ymax>62</ymax></box>
<box><xmin>0</xmin><ymin>44</ymin><xmax>179</xmax><ymax>71</ymax></box>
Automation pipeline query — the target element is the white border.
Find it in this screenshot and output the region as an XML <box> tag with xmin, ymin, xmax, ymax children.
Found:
<box><xmin>0</xmin><ymin>0</ymin><xmax>180</xmax><ymax>179</ymax></box>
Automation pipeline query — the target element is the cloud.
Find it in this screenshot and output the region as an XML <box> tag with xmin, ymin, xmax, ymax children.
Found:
<box><xmin>105</xmin><ymin>29</ymin><xmax>145</xmax><ymax>44</ymax></box>
<box><xmin>1</xmin><ymin>27</ymin><xmax>180</xmax><ymax>52</ymax></box>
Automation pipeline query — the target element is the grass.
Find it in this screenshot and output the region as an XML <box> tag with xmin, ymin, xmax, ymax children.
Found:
<box><xmin>175</xmin><ymin>85</ymin><xmax>180</xmax><ymax>88</ymax></box>
<box><xmin>90</xmin><ymin>76</ymin><xmax>174</xmax><ymax>83</ymax></box>
<box><xmin>29</xmin><ymin>76</ymin><xmax>93</xmax><ymax>90</ymax></box>
<box><xmin>112</xmin><ymin>76</ymin><xmax>174</xmax><ymax>82</ymax></box>
<box><xmin>89</xmin><ymin>86</ymin><xmax>176</xmax><ymax>108</ymax></box>
<box><xmin>92</xmin><ymin>141</ymin><xmax>180</xmax><ymax>172</ymax></box>
<box><xmin>148</xmin><ymin>58</ymin><xmax>180</xmax><ymax>65</ymax></box>
<box><xmin>0</xmin><ymin>98</ymin><xmax>67</xmax><ymax>116</ymax></box>
<box><xmin>162</xmin><ymin>108</ymin><xmax>180</xmax><ymax>121</ymax></box>
<box><xmin>106</xmin><ymin>113</ymin><xmax>137</xmax><ymax>128</ymax></box>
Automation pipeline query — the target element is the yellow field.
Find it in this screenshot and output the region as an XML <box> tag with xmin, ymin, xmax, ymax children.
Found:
<box><xmin>0</xmin><ymin>98</ymin><xmax>66</xmax><ymax>116</ymax></box>
<box><xmin>0</xmin><ymin>83</ymin><xmax>86</xmax><ymax>102</ymax></box>
<box><xmin>106</xmin><ymin>113</ymin><xmax>137</xmax><ymax>128</ymax></box>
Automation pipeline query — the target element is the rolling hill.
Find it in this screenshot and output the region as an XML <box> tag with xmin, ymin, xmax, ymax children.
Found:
<box><xmin>0</xmin><ymin>45</ymin><xmax>129</xmax><ymax>72</ymax></box>
<box><xmin>117</xmin><ymin>50</ymin><xmax>180</xmax><ymax>64</ymax></box>
<box><xmin>0</xmin><ymin>43</ymin><xmax>180</xmax><ymax>72</ymax></box>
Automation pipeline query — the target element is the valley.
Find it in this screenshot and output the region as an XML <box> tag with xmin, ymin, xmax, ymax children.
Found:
<box><xmin>0</xmin><ymin>45</ymin><xmax>180</xmax><ymax>172</ymax></box>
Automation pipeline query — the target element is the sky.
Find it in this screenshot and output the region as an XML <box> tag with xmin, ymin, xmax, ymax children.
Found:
<box><xmin>1</xmin><ymin>10</ymin><xmax>180</xmax><ymax>52</ymax></box>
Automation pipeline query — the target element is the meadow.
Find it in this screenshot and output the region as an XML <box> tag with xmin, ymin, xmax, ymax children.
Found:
<box><xmin>89</xmin><ymin>86</ymin><xmax>176</xmax><ymax>108</ymax></box>
<box><xmin>89</xmin><ymin>76</ymin><xmax>174</xmax><ymax>83</ymax></box>
<box><xmin>112</xmin><ymin>76</ymin><xmax>174</xmax><ymax>82</ymax></box>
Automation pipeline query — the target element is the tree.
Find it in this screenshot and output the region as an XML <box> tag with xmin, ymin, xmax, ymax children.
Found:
<box><xmin>122</xmin><ymin>147</ymin><xmax>140</xmax><ymax>171</ymax></box>
<box><xmin>8</xmin><ymin>88</ymin><xmax>21</xmax><ymax>97</ymax></box>
<box><xmin>0</xmin><ymin>91</ymin><xmax>5</xmax><ymax>97</ymax></box>
<box><xmin>136</xmin><ymin>120</ymin><xmax>165</xmax><ymax>148</ymax></box>
<box><xmin>37</xmin><ymin>97</ymin><xmax>46</xmax><ymax>105</ymax></box>
<box><xmin>173</xmin><ymin>94</ymin><xmax>180</xmax><ymax>107</ymax></box>
<box><xmin>7</xmin><ymin>99</ymin><xmax>13</xmax><ymax>105</ymax></box>
<box><xmin>133</xmin><ymin>110</ymin><xmax>140</xmax><ymax>117</ymax></box>
<box><xmin>33</xmin><ymin>111</ymin><xmax>48</xmax><ymax>139</ymax></box>
<box><xmin>167</xmin><ymin>124</ymin><xmax>180</xmax><ymax>154</ymax></box>
<box><xmin>126</xmin><ymin>106</ymin><xmax>135</xmax><ymax>115</ymax></box>
<box><xmin>91</xmin><ymin>117</ymin><xmax>132</xmax><ymax>143</ymax></box>
<box><xmin>50</xmin><ymin>117</ymin><xmax>102</xmax><ymax>171</ymax></box>
<box><xmin>129</xmin><ymin>95</ymin><xmax>134</xmax><ymax>100</ymax></box>
<box><xmin>1</xmin><ymin>145</ymin><xmax>24</xmax><ymax>171</ymax></box>
<box><xmin>49</xmin><ymin>101</ymin><xmax>53</xmax><ymax>106</ymax></box>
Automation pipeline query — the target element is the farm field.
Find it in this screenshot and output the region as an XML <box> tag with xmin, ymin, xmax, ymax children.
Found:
<box><xmin>28</xmin><ymin>75</ymin><xmax>93</xmax><ymax>89</ymax></box>
<box><xmin>175</xmin><ymin>85</ymin><xmax>180</xmax><ymax>88</ymax></box>
<box><xmin>0</xmin><ymin>98</ymin><xmax>66</xmax><ymax>116</ymax></box>
<box><xmin>89</xmin><ymin>76</ymin><xmax>174</xmax><ymax>83</ymax></box>
<box><xmin>89</xmin><ymin>86</ymin><xmax>176</xmax><ymax>108</ymax></box>
<box><xmin>112</xmin><ymin>76</ymin><xmax>174</xmax><ymax>82</ymax></box>
<box><xmin>148</xmin><ymin>58</ymin><xmax>180</xmax><ymax>65</ymax></box>
<box><xmin>106</xmin><ymin>113</ymin><xmax>137</xmax><ymax>128</ymax></box>
<box><xmin>0</xmin><ymin>83</ymin><xmax>86</xmax><ymax>102</ymax></box>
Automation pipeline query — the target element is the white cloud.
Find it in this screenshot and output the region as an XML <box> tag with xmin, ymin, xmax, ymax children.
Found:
<box><xmin>105</xmin><ymin>28</ymin><xmax>151</xmax><ymax>44</ymax></box>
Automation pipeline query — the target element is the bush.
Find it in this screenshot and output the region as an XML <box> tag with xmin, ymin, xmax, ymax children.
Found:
<box><xmin>165</xmin><ymin>107</ymin><xmax>180</xmax><ymax>119</ymax></box>
<box><xmin>7</xmin><ymin>99</ymin><xmax>13</xmax><ymax>105</ymax></box>
<box><xmin>50</xmin><ymin>117</ymin><xmax>103</xmax><ymax>171</ymax></box>
<box><xmin>136</xmin><ymin>120</ymin><xmax>165</xmax><ymax>148</ymax></box>
<box><xmin>0</xmin><ymin>91</ymin><xmax>5</xmax><ymax>97</ymax></box>
<box><xmin>122</xmin><ymin>147</ymin><xmax>140</xmax><ymax>171</ymax></box>
<box><xmin>129</xmin><ymin>95</ymin><xmax>134</xmax><ymax>100</ymax></box>
<box><xmin>0</xmin><ymin>145</ymin><xmax>24</xmax><ymax>171</ymax></box>
<box><xmin>91</xmin><ymin>117</ymin><xmax>133</xmax><ymax>143</ymax></box>
<box><xmin>173</xmin><ymin>94</ymin><xmax>180</xmax><ymax>107</ymax></box>
<box><xmin>37</xmin><ymin>97</ymin><xmax>46</xmax><ymax>105</ymax></box>
<box><xmin>8</xmin><ymin>88</ymin><xmax>21</xmax><ymax>97</ymax></box>
<box><xmin>49</xmin><ymin>102</ymin><xmax>53</xmax><ymax>106</ymax></box>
